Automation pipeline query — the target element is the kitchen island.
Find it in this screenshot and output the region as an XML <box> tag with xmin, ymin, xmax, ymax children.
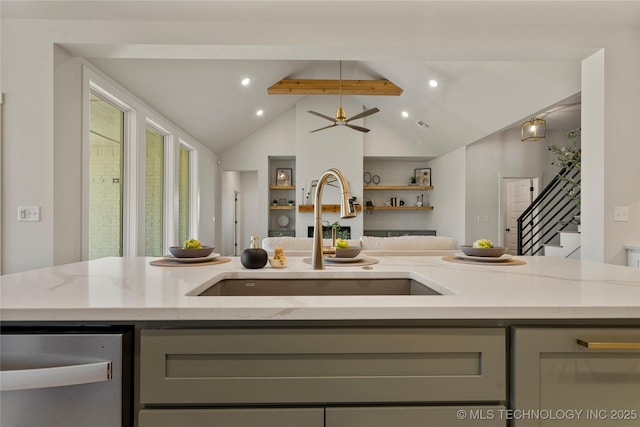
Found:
<box><xmin>2</xmin><ymin>256</ymin><xmax>639</xmax><ymax>427</ymax></box>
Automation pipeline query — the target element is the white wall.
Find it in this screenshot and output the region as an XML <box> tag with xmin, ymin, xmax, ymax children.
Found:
<box><xmin>53</xmin><ymin>45</ymin><xmax>84</xmax><ymax>266</ymax></box>
<box><xmin>427</xmin><ymin>147</ymin><xmax>466</xmax><ymax>246</ymax></box>
<box><xmin>465</xmin><ymin>129</ymin><xmax>544</xmax><ymax>246</ymax></box>
<box><xmin>221</xmin><ymin>108</ymin><xmax>296</xmax><ymax>241</ymax></box>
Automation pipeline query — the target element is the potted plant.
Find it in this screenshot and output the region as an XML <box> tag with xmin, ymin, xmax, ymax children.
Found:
<box><xmin>548</xmin><ymin>129</ymin><xmax>581</xmax><ymax>226</ymax></box>
<box><xmin>272</xmin><ymin>199</ymin><xmax>278</xmax><ymax>206</ymax></box>
<box><xmin>288</xmin><ymin>200</ymin><xmax>294</xmax><ymax>206</ymax></box>
<box><xmin>409</xmin><ymin>176</ymin><xmax>417</xmax><ymax>185</ymax></box>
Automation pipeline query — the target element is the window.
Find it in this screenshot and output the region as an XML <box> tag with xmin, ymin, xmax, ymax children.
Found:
<box><xmin>178</xmin><ymin>144</ymin><xmax>191</xmax><ymax>243</ymax></box>
<box><xmin>88</xmin><ymin>92</ymin><xmax>125</xmax><ymax>259</ymax></box>
<box><xmin>145</xmin><ymin>125</ymin><xmax>165</xmax><ymax>256</ymax></box>
<box><xmin>85</xmin><ymin>69</ymin><xmax>199</xmax><ymax>259</ymax></box>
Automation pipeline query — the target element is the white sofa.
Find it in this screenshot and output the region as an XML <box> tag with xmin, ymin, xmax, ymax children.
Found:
<box><xmin>261</xmin><ymin>237</ymin><xmax>361</xmax><ymax>256</ymax></box>
<box><xmin>261</xmin><ymin>235</ymin><xmax>458</xmax><ymax>257</ymax></box>
<box><xmin>358</xmin><ymin>235</ymin><xmax>458</xmax><ymax>256</ymax></box>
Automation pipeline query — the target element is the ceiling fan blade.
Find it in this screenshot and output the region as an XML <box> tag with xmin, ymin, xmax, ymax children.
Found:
<box><xmin>307</xmin><ymin>110</ymin><xmax>337</xmax><ymax>122</ymax></box>
<box><xmin>346</xmin><ymin>107</ymin><xmax>380</xmax><ymax>122</ymax></box>
<box><xmin>309</xmin><ymin>123</ymin><xmax>338</xmax><ymax>133</ymax></box>
<box><xmin>345</xmin><ymin>123</ymin><xmax>370</xmax><ymax>133</ymax></box>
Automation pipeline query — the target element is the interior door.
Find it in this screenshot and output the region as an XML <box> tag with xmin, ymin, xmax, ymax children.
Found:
<box><xmin>504</xmin><ymin>178</ymin><xmax>539</xmax><ymax>255</ymax></box>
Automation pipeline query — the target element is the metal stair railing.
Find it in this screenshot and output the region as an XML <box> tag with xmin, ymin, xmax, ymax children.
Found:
<box><xmin>517</xmin><ymin>166</ymin><xmax>580</xmax><ymax>256</ymax></box>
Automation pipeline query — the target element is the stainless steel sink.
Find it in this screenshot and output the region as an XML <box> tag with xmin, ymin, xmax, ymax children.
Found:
<box><xmin>196</xmin><ymin>278</ymin><xmax>442</xmax><ymax>296</ymax></box>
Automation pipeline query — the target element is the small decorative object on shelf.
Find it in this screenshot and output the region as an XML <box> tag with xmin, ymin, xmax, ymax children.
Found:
<box><xmin>414</xmin><ymin>168</ymin><xmax>431</xmax><ymax>186</ymax></box>
<box><xmin>272</xmin><ymin>199</ymin><xmax>278</xmax><ymax>206</ymax></box>
<box><xmin>288</xmin><ymin>200</ymin><xmax>294</xmax><ymax>206</ymax></box>
<box><xmin>276</xmin><ymin>168</ymin><xmax>292</xmax><ymax>186</ymax></box>
<box><xmin>241</xmin><ymin>235</ymin><xmax>268</xmax><ymax>269</ymax></box>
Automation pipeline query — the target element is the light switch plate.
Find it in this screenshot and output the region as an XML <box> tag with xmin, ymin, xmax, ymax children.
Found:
<box><xmin>18</xmin><ymin>206</ymin><xmax>41</xmax><ymax>222</ymax></box>
<box><xmin>613</xmin><ymin>206</ymin><xmax>629</xmax><ymax>222</ymax></box>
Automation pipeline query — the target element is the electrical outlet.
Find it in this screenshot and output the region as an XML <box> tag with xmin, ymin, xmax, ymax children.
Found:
<box><xmin>613</xmin><ymin>206</ymin><xmax>629</xmax><ymax>222</ymax></box>
<box><xmin>18</xmin><ymin>206</ymin><xmax>41</xmax><ymax>222</ymax></box>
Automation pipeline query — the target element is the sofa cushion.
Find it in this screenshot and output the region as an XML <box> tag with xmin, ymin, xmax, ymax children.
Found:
<box><xmin>359</xmin><ymin>235</ymin><xmax>457</xmax><ymax>250</ymax></box>
<box><xmin>261</xmin><ymin>237</ymin><xmax>361</xmax><ymax>252</ymax></box>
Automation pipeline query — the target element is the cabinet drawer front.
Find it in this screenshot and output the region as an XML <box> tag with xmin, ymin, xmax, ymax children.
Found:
<box><xmin>326</xmin><ymin>405</ymin><xmax>507</xmax><ymax>427</ymax></box>
<box><xmin>140</xmin><ymin>328</ymin><xmax>505</xmax><ymax>404</ymax></box>
<box><xmin>139</xmin><ymin>407</ymin><xmax>323</xmax><ymax>427</ymax></box>
<box><xmin>513</xmin><ymin>327</ymin><xmax>640</xmax><ymax>427</ymax></box>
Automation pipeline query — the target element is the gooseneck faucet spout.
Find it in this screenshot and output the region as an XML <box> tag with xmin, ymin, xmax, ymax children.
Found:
<box><xmin>312</xmin><ymin>168</ymin><xmax>357</xmax><ymax>270</ymax></box>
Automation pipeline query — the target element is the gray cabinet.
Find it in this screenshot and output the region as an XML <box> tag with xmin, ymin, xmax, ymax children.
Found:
<box><xmin>140</xmin><ymin>327</ymin><xmax>505</xmax><ymax>405</ymax></box>
<box><xmin>512</xmin><ymin>327</ymin><xmax>640</xmax><ymax>426</ymax></box>
<box><xmin>326</xmin><ymin>406</ymin><xmax>506</xmax><ymax>427</ymax></box>
<box><xmin>139</xmin><ymin>407</ymin><xmax>323</xmax><ymax>427</ymax></box>
<box><xmin>139</xmin><ymin>327</ymin><xmax>506</xmax><ymax>426</ymax></box>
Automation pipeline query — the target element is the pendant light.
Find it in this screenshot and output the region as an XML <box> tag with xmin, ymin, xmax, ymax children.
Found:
<box><xmin>520</xmin><ymin>117</ymin><xmax>546</xmax><ymax>142</ymax></box>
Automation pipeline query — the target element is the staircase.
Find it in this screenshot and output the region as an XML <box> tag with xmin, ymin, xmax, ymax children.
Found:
<box><xmin>543</xmin><ymin>230</ymin><xmax>581</xmax><ymax>259</ymax></box>
<box><xmin>517</xmin><ymin>165</ymin><xmax>580</xmax><ymax>256</ymax></box>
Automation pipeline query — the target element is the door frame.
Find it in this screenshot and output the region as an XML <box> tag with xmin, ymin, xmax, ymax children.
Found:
<box><xmin>499</xmin><ymin>176</ymin><xmax>540</xmax><ymax>254</ymax></box>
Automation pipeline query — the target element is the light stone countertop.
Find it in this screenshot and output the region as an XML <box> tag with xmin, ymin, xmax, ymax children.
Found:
<box><xmin>1</xmin><ymin>255</ymin><xmax>639</xmax><ymax>321</ymax></box>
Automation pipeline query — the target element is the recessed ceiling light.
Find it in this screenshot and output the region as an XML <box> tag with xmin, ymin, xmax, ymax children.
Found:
<box><xmin>401</xmin><ymin>111</ymin><xmax>409</xmax><ymax>118</ymax></box>
<box><xmin>256</xmin><ymin>109</ymin><xmax>264</xmax><ymax>116</ymax></box>
<box><xmin>428</xmin><ymin>79</ymin><xmax>439</xmax><ymax>88</ymax></box>
<box><xmin>241</xmin><ymin>77</ymin><xmax>251</xmax><ymax>86</ymax></box>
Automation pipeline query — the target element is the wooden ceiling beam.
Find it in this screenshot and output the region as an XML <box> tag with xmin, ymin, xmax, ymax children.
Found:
<box><xmin>267</xmin><ymin>79</ymin><xmax>403</xmax><ymax>96</ymax></box>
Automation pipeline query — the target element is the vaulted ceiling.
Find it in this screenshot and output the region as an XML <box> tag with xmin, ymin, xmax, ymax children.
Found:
<box><xmin>83</xmin><ymin>57</ymin><xmax>582</xmax><ymax>156</ymax></box>
<box><xmin>5</xmin><ymin>0</ymin><xmax>590</xmax><ymax>156</ymax></box>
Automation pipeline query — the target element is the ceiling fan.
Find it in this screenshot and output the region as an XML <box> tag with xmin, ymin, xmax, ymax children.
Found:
<box><xmin>307</xmin><ymin>61</ymin><xmax>380</xmax><ymax>133</ymax></box>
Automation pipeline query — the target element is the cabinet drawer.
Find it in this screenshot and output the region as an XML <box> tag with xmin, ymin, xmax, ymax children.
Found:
<box><xmin>139</xmin><ymin>407</ymin><xmax>323</xmax><ymax>427</ymax></box>
<box><xmin>513</xmin><ymin>327</ymin><xmax>640</xmax><ymax>427</ymax></box>
<box><xmin>326</xmin><ymin>405</ymin><xmax>507</xmax><ymax>427</ymax></box>
<box><xmin>140</xmin><ymin>328</ymin><xmax>505</xmax><ymax>404</ymax></box>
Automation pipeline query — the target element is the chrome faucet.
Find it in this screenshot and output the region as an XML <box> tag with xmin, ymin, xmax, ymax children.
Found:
<box><xmin>312</xmin><ymin>168</ymin><xmax>357</xmax><ymax>269</ymax></box>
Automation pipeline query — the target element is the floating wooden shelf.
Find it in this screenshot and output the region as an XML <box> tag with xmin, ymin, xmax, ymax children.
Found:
<box><xmin>364</xmin><ymin>185</ymin><xmax>433</xmax><ymax>191</ymax></box>
<box><xmin>366</xmin><ymin>206</ymin><xmax>434</xmax><ymax>211</ymax></box>
<box><xmin>270</xmin><ymin>205</ymin><xmax>295</xmax><ymax>210</ymax></box>
<box><xmin>298</xmin><ymin>204</ymin><xmax>363</xmax><ymax>213</ymax></box>
<box><xmin>269</xmin><ymin>185</ymin><xmax>296</xmax><ymax>190</ymax></box>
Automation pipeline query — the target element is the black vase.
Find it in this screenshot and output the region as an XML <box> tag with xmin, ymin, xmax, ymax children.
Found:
<box><xmin>241</xmin><ymin>248</ymin><xmax>268</xmax><ymax>269</ymax></box>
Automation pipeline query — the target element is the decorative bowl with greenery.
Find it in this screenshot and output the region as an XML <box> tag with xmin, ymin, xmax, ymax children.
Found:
<box><xmin>548</xmin><ymin>129</ymin><xmax>581</xmax><ymax>222</ymax></box>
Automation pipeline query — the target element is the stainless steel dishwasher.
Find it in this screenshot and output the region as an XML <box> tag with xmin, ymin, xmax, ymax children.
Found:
<box><xmin>0</xmin><ymin>327</ymin><xmax>132</xmax><ymax>427</ymax></box>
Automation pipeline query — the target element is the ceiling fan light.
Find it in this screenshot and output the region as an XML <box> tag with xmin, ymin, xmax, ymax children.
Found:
<box><xmin>521</xmin><ymin>117</ymin><xmax>546</xmax><ymax>142</ymax></box>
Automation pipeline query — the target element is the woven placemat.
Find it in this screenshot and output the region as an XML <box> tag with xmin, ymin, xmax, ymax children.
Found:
<box><xmin>442</xmin><ymin>256</ymin><xmax>526</xmax><ymax>266</ymax></box>
<box><xmin>302</xmin><ymin>257</ymin><xmax>379</xmax><ymax>267</ymax></box>
<box><xmin>150</xmin><ymin>257</ymin><xmax>232</xmax><ymax>267</ymax></box>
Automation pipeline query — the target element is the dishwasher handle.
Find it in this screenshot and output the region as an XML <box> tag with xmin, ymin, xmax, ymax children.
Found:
<box><xmin>1</xmin><ymin>361</ymin><xmax>112</xmax><ymax>391</ymax></box>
